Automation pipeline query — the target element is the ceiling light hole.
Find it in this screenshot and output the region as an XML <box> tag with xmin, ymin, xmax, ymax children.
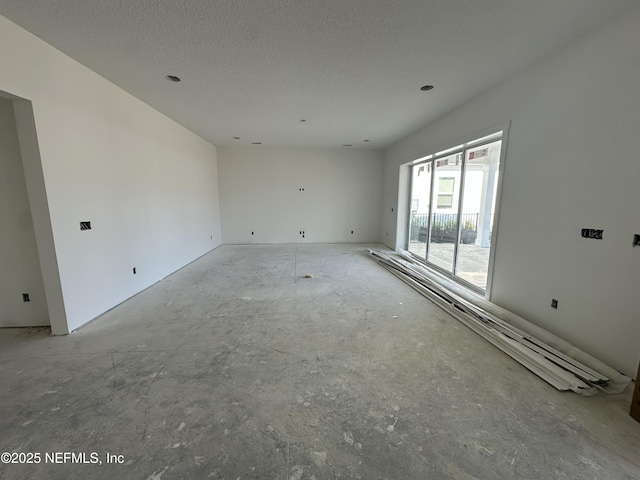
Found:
<box><xmin>363</xmin><ymin>139</ymin><xmax>370</xmax><ymax>142</ymax></box>
<box><xmin>342</xmin><ymin>144</ymin><xmax>352</xmax><ymax>147</ymax></box>
<box><xmin>232</xmin><ymin>137</ymin><xmax>240</xmax><ymax>140</ymax></box>
<box><xmin>300</xmin><ymin>119</ymin><xmax>307</xmax><ymax>122</ymax></box>
<box><xmin>252</xmin><ymin>142</ymin><xmax>262</xmax><ymax>145</ymax></box>
<box><xmin>420</xmin><ymin>85</ymin><xmax>434</xmax><ymax>91</ymax></box>
<box><xmin>165</xmin><ymin>75</ymin><xmax>181</xmax><ymax>82</ymax></box>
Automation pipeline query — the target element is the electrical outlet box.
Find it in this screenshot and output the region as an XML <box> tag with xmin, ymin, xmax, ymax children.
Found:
<box><xmin>633</xmin><ymin>234</ymin><xmax>640</xmax><ymax>247</ymax></box>
<box><xmin>581</xmin><ymin>228</ymin><xmax>603</xmax><ymax>240</ymax></box>
<box><xmin>551</xmin><ymin>299</ymin><xmax>558</xmax><ymax>309</ymax></box>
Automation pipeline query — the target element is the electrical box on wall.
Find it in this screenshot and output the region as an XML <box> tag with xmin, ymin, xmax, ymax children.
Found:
<box><xmin>581</xmin><ymin>228</ymin><xmax>603</xmax><ymax>240</ymax></box>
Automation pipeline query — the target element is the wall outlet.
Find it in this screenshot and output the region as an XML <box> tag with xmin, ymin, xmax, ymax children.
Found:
<box><xmin>22</xmin><ymin>293</ymin><xmax>30</xmax><ymax>302</ymax></box>
<box><xmin>551</xmin><ymin>298</ymin><xmax>558</xmax><ymax>309</ymax></box>
<box><xmin>133</xmin><ymin>267</ymin><xmax>137</xmax><ymax>274</ymax></box>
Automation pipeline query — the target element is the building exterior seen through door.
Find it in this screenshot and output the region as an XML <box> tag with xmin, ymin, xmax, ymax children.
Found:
<box><xmin>407</xmin><ymin>133</ymin><xmax>503</xmax><ymax>292</ymax></box>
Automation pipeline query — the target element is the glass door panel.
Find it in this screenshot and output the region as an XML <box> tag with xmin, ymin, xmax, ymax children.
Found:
<box><xmin>408</xmin><ymin>163</ymin><xmax>431</xmax><ymax>259</ymax></box>
<box><xmin>405</xmin><ymin>131</ymin><xmax>504</xmax><ymax>294</ymax></box>
<box><xmin>427</xmin><ymin>152</ymin><xmax>462</xmax><ymax>272</ymax></box>
<box><xmin>455</xmin><ymin>140</ymin><xmax>502</xmax><ymax>289</ymax></box>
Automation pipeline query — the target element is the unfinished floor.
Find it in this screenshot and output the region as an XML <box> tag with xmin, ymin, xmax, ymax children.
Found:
<box><xmin>0</xmin><ymin>244</ymin><xmax>638</xmax><ymax>480</ymax></box>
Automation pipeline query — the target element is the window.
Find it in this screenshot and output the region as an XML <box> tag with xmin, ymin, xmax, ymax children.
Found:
<box><xmin>436</xmin><ymin>177</ymin><xmax>455</xmax><ymax>208</ymax></box>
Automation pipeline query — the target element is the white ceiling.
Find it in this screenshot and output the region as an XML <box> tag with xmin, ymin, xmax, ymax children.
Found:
<box><xmin>0</xmin><ymin>0</ymin><xmax>637</xmax><ymax>149</ymax></box>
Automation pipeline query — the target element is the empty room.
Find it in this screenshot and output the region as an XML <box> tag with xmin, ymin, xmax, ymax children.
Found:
<box><xmin>1</xmin><ymin>1</ymin><xmax>639</xmax><ymax>479</ymax></box>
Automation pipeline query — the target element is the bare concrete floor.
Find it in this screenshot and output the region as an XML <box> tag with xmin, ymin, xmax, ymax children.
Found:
<box><xmin>0</xmin><ymin>244</ymin><xmax>638</xmax><ymax>480</ymax></box>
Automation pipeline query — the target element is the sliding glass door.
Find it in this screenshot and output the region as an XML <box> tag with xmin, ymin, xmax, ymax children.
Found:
<box><xmin>427</xmin><ymin>152</ymin><xmax>462</xmax><ymax>273</ymax></box>
<box><xmin>407</xmin><ymin>134</ymin><xmax>503</xmax><ymax>292</ymax></box>
<box><xmin>407</xmin><ymin>163</ymin><xmax>431</xmax><ymax>259</ymax></box>
<box><xmin>455</xmin><ymin>140</ymin><xmax>501</xmax><ymax>287</ymax></box>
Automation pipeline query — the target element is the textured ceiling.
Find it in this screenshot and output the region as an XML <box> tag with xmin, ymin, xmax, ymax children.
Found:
<box><xmin>0</xmin><ymin>0</ymin><xmax>638</xmax><ymax>149</ymax></box>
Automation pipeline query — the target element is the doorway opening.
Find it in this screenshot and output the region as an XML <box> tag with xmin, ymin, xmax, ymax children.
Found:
<box><xmin>0</xmin><ymin>96</ymin><xmax>49</xmax><ymax>327</ymax></box>
<box><xmin>1</xmin><ymin>90</ymin><xmax>66</xmax><ymax>333</ymax></box>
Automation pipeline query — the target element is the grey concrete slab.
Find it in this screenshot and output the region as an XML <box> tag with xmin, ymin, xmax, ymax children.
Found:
<box><xmin>0</xmin><ymin>244</ymin><xmax>638</xmax><ymax>479</ymax></box>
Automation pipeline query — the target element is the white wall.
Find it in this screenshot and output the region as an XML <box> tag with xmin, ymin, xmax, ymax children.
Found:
<box><xmin>218</xmin><ymin>147</ymin><xmax>383</xmax><ymax>244</ymax></box>
<box><xmin>0</xmin><ymin>15</ymin><xmax>221</xmax><ymax>333</ymax></box>
<box><xmin>383</xmin><ymin>6</ymin><xmax>640</xmax><ymax>376</ymax></box>
<box><xmin>0</xmin><ymin>97</ymin><xmax>48</xmax><ymax>327</ymax></box>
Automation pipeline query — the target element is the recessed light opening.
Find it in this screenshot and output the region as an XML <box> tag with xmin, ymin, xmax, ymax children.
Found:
<box><xmin>420</xmin><ymin>85</ymin><xmax>434</xmax><ymax>91</ymax></box>
<box><xmin>363</xmin><ymin>139</ymin><xmax>370</xmax><ymax>142</ymax></box>
<box><xmin>165</xmin><ymin>75</ymin><xmax>181</xmax><ymax>82</ymax></box>
<box><xmin>252</xmin><ymin>142</ymin><xmax>262</xmax><ymax>145</ymax></box>
<box><xmin>342</xmin><ymin>144</ymin><xmax>352</xmax><ymax>147</ymax></box>
<box><xmin>233</xmin><ymin>137</ymin><xmax>240</xmax><ymax>140</ymax></box>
